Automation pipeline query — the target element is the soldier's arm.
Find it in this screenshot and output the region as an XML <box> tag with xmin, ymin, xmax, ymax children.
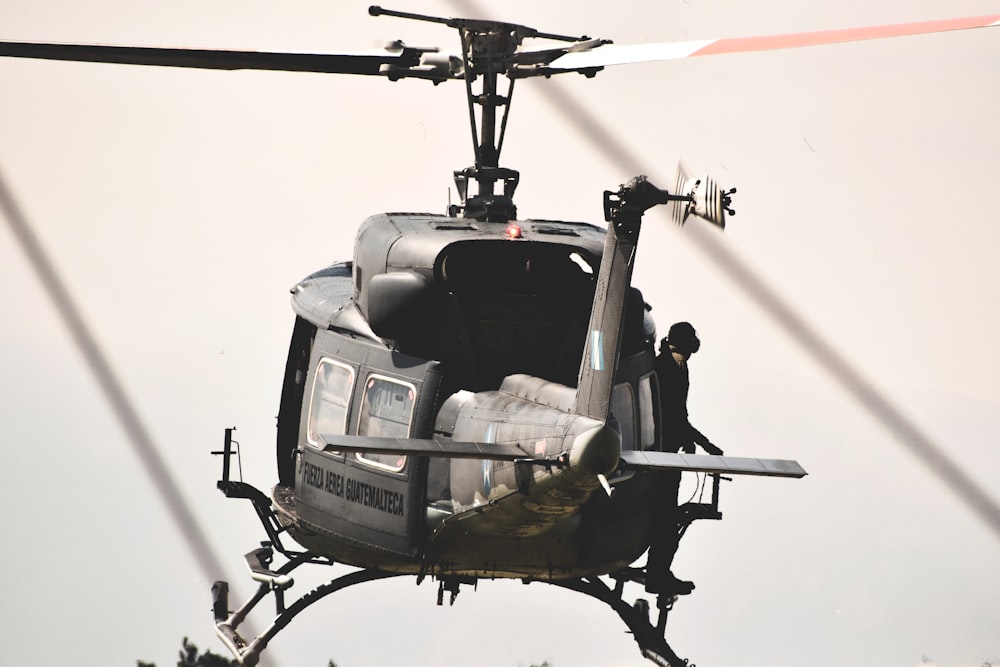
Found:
<box><xmin>690</xmin><ymin>425</ymin><xmax>723</xmax><ymax>456</ymax></box>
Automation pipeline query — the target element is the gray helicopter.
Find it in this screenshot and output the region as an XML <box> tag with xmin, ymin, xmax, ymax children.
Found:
<box><xmin>4</xmin><ymin>7</ymin><xmax>996</xmax><ymax>666</ymax></box>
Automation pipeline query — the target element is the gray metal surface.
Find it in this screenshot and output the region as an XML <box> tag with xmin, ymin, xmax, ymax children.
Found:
<box><xmin>621</xmin><ymin>450</ymin><xmax>806</xmax><ymax>478</ymax></box>
<box><xmin>319</xmin><ymin>434</ymin><xmax>541</xmax><ymax>461</ymax></box>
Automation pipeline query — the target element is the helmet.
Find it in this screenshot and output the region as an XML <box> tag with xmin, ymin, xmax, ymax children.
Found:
<box><xmin>667</xmin><ymin>321</ymin><xmax>701</xmax><ymax>355</ymax></box>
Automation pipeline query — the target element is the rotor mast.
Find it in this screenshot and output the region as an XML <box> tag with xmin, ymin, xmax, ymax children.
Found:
<box><xmin>452</xmin><ymin>20</ymin><xmax>520</xmax><ymax>222</ymax></box>
<box><xmin>370</xmin><ymin>6</ymin><xmax>591</xmax><ymax>221</ymax></box>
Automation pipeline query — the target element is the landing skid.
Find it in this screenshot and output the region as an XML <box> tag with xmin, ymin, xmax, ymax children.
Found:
<box><xmin>544</xmin><ymin>573</ymin><xmax>689</xmax><ymax>667</ymax></box>
<box><xmin>211</xmin><ymin>546</ymin><xmax>691</xmax><ymax>667</ymax></box>
<box><xmin>212</xmin><ymin>546</ymin><xmax>405</xmax><ymax>666</ymax></box>
<box><xmin>211</xmin><ymin>429</ymin><xmax>712</xmax><ymax>666</ymax></box>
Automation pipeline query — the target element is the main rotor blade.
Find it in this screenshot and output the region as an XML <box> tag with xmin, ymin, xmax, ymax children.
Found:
<box><xmin>547</xmin><ymin>14</ymin><xmax>1000</xmax><ymax>69</ymax></box>
<box><xmin>0</xmin><ymin>40</ymin><xmax>423</xmax><ymax>75</ymax></box>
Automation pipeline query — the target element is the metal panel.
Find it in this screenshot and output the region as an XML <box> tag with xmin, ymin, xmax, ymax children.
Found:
<box><xmin>293</xmin><ymin>330</ymin><xmax>442</xmax><ymax>558</ymax></box>
<box><xmin>621</xmin><ymin>450</ymin><xmax>807</xmax><ymax>478</ymax></box>
<box><xmin>320</xmin><ymin>434</ymin><xmax>539</xmax><ymax>460</ymax></box>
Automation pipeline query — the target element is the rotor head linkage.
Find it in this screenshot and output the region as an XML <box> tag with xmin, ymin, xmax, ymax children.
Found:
<box><xmin>604</xmin><ymin>176</ymin><xmax>675</xmax><ymax>223</ymax></box>
<box><xmin>371</xmin><ymin>5</ymin><xmax>601</xmax><ymax>221</ymax></box>
<box><xmin>369</xmin><ymin>6</ymin><xmax>591</xmax><ymax>44</ymax></box>
<box><xmin>671</xmin><ymin>163</ymin><xmax>735</xmax><ymax>229</ymax></box>
<box><xmin>604</xmin><ymin>171</ymin><xmax>736</xmax><ymax>234</ymax></box>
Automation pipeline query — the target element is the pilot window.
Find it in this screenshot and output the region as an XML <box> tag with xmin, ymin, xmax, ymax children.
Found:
<box><xmin>611</xmin><ymin>383</ymin><xmax>636</xmax><ymax>451</ymax></box>
<box><xmin>307</xmin><ymin>358</ymin><xmax>355</xmax><ymax>448</ymax></box>
<box><xmin>357</xmin><ymin>374</ymin><xmax>416</xmax><ymax>472</ymax></box>
<box><xmin>638</xmin><ymin>374</ymin><xmax>656</xmax><ymax>450</ymax></box>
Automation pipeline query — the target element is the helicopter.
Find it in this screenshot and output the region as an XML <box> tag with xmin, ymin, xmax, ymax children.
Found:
<box><xmin>3</xmin><ymin>5</ymin><xmax>999</xmax><ymax>667</ymax></box>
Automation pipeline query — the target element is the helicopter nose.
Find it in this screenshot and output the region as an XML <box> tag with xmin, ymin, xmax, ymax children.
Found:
<box><xmin>569</xmin><ymin>422</ymin><xmax>622</xmax><ymax>477</ymax></box>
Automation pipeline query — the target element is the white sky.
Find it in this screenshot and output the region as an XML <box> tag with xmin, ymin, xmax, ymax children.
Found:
<box><xmin>1</xmin><ymin>1</ymin><xmax>999</xmax><ymax>666</ymax></box>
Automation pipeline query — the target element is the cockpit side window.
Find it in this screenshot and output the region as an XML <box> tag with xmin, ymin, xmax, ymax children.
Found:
<box><xmin>637</xmin><ymin>373</ymin><xmax>657</xmax><ymax>450</ymax></box>
<box><xmin>356</xmin><ymin>374</ymin><xmax>415</xmax><ymax>472</ymax></box>
<box><xmin>611</xmin><ymin>383</ymin><xmax>636</xmax><ymax>452</ymax></box>
<box><xmin>307</xmin><ymin>358</ymin><xmax>355</xmax><ymax>449</ymax></box>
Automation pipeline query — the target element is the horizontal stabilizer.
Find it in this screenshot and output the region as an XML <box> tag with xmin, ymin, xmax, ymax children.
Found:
<box><xmin>320</xmin><ymin>434</ymin><xmax>553</xmax><ymax>462</ymax></box>
<box><xmin>621</xmin><ymin>450</ymin><xmax>806</xmax><ymax>478</ymax></box>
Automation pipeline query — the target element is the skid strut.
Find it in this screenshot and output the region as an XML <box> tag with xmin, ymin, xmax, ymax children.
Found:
<box><xmin>212</xmin><ymin>549</ymin><xmax>403</xmax><ymax>666</ymax></box>
<box><xmin>543</xmin><ymin>575</ymin><xmax>689</xmax><ymax>667</ymax></box>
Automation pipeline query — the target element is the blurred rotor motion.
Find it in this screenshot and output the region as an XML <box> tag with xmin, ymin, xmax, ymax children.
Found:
<box><xmin>511</xmin><ymin>11</ymin><xmax>1000</xmax><ymax>541</ymax></box>
<box><xmin>2</xmin><ymin>6</ymin><xmax>999</xmax><ymax>667</ymax></box>
<box><xmin>0</xmin><ymin>166</ymin><xmax>229</xmax><ymax>584</ymax></box>
<box><xmin>669</xmin><ymin>163</ymin><xmax>735</xmax><ymax>229</ymax></box>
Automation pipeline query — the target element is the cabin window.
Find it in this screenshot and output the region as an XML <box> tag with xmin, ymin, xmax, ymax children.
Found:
<box><xmin>307</xmin><ymin>358</ymin><xmax>355</xmax><ymax>449</ymax></box>
<box><xmin>356</xmin><ymin>374</ymin><xmax>415</xmax><ymax>472</ymax></box>
<box><xmin>638</xmin><ymin>374</ymin><xmax>656</xmax><ymax>450</ymax></box>
<box><xmin>611</xmin><ymin>383</ymin><xmax>636</xmax><ymax>451</ymax></box>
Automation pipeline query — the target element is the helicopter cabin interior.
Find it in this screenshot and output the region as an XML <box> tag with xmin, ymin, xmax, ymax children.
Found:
<box><xmin>273</xmin><ymin>212</ymin><xmax>658</xmax><ymax>562</ymax></box>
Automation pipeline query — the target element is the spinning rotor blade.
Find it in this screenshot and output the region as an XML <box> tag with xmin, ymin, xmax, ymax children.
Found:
<box><xmin>547</xmin><ymin>14</ymin><xmax>1000</xmax><ymax>70</ymax></box>
<box><xmin>0</xmin><ymin>40</ymin><xmax>431</xmax><ymax>76</ymax></box>
<box><xmin>0</xmin><ymin>166</ymin><xmax>230</xmax><ymax>583</ymax></box>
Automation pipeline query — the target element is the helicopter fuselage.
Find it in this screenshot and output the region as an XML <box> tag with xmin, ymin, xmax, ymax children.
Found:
<box><xmin>270</xmin><ymin>212</ymin><xmax>670</xmax><ymax>579</ymax></box>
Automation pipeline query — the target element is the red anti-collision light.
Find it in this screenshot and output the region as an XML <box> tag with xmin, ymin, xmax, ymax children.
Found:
<box><xmin>505</xmin><ymin>223</ymin><xmax>523</xmax><ymax>239</ymax></box>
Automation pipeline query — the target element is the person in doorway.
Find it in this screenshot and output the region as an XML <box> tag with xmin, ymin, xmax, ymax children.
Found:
<box><xmin>656</xmin><ymin>321</ymin><xmax>723</xmax><ymax>456</ymax></box>
<box><xmin>645</xmin><ymin>321</ymin><xmax>723</xmax><ymax>596</ymax></box>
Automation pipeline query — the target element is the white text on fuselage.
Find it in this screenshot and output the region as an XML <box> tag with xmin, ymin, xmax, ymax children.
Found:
<box><xmin>302</xmin><ymin>460</ymin><xmax>405</xmax><ymax>516</ymax></box>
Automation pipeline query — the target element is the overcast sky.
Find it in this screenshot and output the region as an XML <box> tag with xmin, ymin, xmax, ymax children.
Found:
<box><xmin>1</xmin><ymin>1</ymin><xmax>999</xmax><ymax>666</ymax></box>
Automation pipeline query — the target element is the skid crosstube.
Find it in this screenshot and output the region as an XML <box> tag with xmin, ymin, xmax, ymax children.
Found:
<box><xmin>210</xmin><ymin>541</ymin><xmax>692</xmax><ymax>667</ymax></box>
